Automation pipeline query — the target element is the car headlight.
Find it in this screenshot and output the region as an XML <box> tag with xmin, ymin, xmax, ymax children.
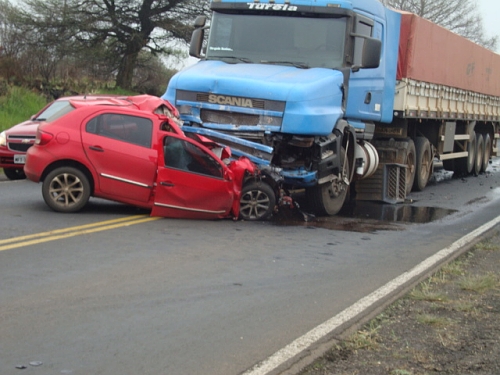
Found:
<box><xmin>0</xmin><ymin>131</ymin><xmax>6</xmax><ymax>147</ymax></box>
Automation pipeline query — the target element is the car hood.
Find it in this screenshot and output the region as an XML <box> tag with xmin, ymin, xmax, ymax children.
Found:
<box><xmin>4</xmin><ymin>120</ymin><xmax>41</xmax><ymax>135</ymax></box>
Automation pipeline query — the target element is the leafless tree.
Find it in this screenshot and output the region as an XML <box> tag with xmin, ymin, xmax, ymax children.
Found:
<box><xmin>382</xmin><ymin>0</ymin><xmax>497</xmax><ymax>50</ymax></box>
<box><xmin>11</xmin><ymin>0</ymin><xmax>210</xmax><ymax>89</ymax></box>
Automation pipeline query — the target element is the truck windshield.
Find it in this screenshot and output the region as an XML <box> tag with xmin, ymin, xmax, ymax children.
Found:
<box><xmin>206</xmin><ymin>12</ymin><xmax>347</xmax><ymax>69</ymax></box>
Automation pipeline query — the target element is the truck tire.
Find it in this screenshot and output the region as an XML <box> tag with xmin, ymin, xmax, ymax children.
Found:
<box><xmin>3</xmin><ymin>167</ymin><xmax>26</xmax><ymax>180</ymax></box>
<box><xmin>455</xmin><ymin>131</ymin><xmax>476</xmax><ymax>176</ymax></box>
<box><xmin>413</xmin><ymin>137</ymin><xmax>432</xmax><ymax>191</ymax></box>
<box><xmin>473</xmin><ymin>132</ymin><xmax>484</xmax><ymax>176</ymax></box>
<box><xmin>42</xmin><ymin>167</ymin><xmax>91</xmax><ymax>213</ymax></box>
<box><xmin>239</xmin><ymin>181</ymin><xmax>275</xmax><ymax>221</ymax></box>
<box><xmin>481</xmin><ymin>133</ymin><xmax>491</xmax><ymax>173</ymax></box>
<box><xmin>306</xmin><ymin>148</ymin><xmax>350</xmax><ymax>216</ymax></box>
<box><xmin>405</xmin><ymin>138</ymin><xmax>416</xmax><ymax>195</ymax></box>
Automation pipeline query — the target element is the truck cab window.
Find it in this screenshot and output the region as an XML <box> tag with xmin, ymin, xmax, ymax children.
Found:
<box><xmin>207</xmin><ymin>12</ymin><xmax>347</xmax><ymax>69</ymax></box>
<box><xmin>353</xmin><ymin>19</ymin><xmax>374</xmax><ymax>66</ymax></box>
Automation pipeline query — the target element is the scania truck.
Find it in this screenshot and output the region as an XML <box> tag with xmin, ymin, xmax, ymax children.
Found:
<box><xmin>163</xmin><ymin>0</ymin><xmax>500</xmax><ymax>216</ymax></box>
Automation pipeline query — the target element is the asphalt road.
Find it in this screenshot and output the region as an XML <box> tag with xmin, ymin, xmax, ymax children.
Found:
<box><xmin>1</xmin><ymin>161</ymin><xmax>499</xmax><ymax>375</ymax></box>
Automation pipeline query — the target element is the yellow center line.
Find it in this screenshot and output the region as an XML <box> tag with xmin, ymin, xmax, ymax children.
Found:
<box><xmin>0</xmin><ymin>216</ymin><xmax>161</xmax><ymax>252</ymax></box>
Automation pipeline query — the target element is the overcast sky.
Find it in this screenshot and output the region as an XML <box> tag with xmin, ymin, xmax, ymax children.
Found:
<box><xmin>478</xmin><ymin>0</ymin><xmax>500</xmax><ymax>52</ymax></box>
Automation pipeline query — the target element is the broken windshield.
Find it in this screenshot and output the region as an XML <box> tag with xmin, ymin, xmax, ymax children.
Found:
<box><xmin>206</xmin><ymin>12</ymin><xmax>347</xmax><ymax>69</ymax></box>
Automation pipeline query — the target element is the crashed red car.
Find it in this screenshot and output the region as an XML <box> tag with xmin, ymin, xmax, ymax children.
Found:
<box><xmin>24</xmin><ymin>95</ymin><xmax>277</xmax><ymax>220</ymax></box>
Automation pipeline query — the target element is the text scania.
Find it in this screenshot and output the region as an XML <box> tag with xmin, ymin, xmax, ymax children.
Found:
<box><xmin>208</xmin><ymin>94</ymin><xmax>254</xmax><ymax>108</ymax></box>
<box><xmin>246</xmin><ymin>3</ymin><xmax>298</xmax><ymax>11</ymax></box>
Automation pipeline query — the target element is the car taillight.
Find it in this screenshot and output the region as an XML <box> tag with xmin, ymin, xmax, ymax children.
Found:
<box><xmin>35</xmin><ymin>129</ymin><xmax>54</xmax><ymax>145</ymax></box>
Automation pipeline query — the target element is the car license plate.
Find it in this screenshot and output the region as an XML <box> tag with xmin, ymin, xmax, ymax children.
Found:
<box><xmin>14</xmin><ymin>155</ymin><xmax>26</xmax><ymax>164</ymax></box>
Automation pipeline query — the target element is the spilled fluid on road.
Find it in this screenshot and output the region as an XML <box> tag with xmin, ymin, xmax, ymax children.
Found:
<box><xmin>271</xmin><ymin>200</ymin><xmax>458</xmax><ymax>233</ymax></box>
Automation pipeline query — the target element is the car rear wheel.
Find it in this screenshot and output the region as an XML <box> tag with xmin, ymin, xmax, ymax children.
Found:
<box><xmin>42</xmin><ymin>167</ymin><xmax>91</xmax><ymax>213</ymax></box>
<box><xmin>239</xmin><ymin>181</ymin><xmax>275</xmax><ymax>221</ymax></box>
<box><xmin>3</xmin><ymin>167</ymin><xmax>26</xmax><ymax>180</ymax></box>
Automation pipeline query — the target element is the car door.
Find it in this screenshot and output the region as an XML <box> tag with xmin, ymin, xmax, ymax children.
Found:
<box><xmin>81</xmin><ymin>113</ymin><xmax>156</xmax><ymax>203</ymax></box>
<box><xmin>152</xmin><ymin>134</ymin><xmax>235</xmax><ymax>219</ymax></box>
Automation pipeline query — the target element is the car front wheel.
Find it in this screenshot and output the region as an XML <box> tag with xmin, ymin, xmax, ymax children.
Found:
<box><xmin>239</xmin><ymin>181</ymin><xmax>276</xmax><ymax>221</ymax></box>
<box><xmin>42</xmin><ymin>167</ymin><xmax>91</xmax><ymax>213</ymax></box>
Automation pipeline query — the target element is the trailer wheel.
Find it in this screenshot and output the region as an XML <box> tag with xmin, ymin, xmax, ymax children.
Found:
<box><xmin>455</xmin><ymin>131</ymin><xmax>476</xmax><ymax>176</ymax></box>
<box><xmin>412</xmin><ymin>137</ymin><xmax>432</xmax><ymax>191</ymax></box>
<box><xmin>481</xmin><ymin>133</ymin><xmax>491</xmax><ymax>173</ymax></box>
<box><xmin>306</xmin><ymin>148</ymin><xmax>350</xmax><ymax>216</ymax></box>
<box><xmin>473</xmin><ymin>133</ymin><xmax>484</xmax><ymax>176</ymax></box>
<box><xmin>405</xmin><ymin>138</ymin><xmax>416</xmax><ymax>195</ymax></box>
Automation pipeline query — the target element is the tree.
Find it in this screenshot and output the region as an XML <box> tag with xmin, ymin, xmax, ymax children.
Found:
<box><xmin>13</xmin><ymin>0</ymin><xmax>211</xmax><ymax>89</ymax></box>
<box><xmin>382</xmin><ymin>0</ymin><xmax>497</xmax><ymax>51</ymax></box>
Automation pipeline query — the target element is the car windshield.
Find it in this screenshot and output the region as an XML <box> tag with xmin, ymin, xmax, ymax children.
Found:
<box><xmin>34</xmin><ymin>100</ymin><xmax>75</xmax><ymax>122</ymax></box>
<box><xmin>206</xmin><ymin>12</ymin><xmax>347</xmax><ymax>69</ymax></box>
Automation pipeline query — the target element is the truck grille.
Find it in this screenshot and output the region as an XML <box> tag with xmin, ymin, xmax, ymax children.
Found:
<box><xmin>176</xmin><ymin>90</ymin><xmax>286</xmax><ymax>112</ymax></box>
<box><xmin>201</xmin><ymin>109</ymin><xmax>260</xmax><ymax>126</ymax></box>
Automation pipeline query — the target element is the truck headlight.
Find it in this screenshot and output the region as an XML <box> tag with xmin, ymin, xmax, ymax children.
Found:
<box><xmin>0</xmin><ymin>131</ymin><xmax>6</xmax><ymax>147</ymax></box>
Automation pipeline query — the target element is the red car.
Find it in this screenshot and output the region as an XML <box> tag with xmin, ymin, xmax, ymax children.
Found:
<box><xmin>24</xmin><ymin>95</ymin><xmax>277</xmax><ymax>220</ymax></box>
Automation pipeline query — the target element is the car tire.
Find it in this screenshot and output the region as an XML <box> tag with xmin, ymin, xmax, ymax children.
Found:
<box><xmin>42</xmin><ymin>167</ymin><xmax>91</xmax><ymax>213</ymax></box>
<box><xmin>239</xmin><ymin>181</ymin><xmax>276</xmax><ymax>221</ymax></box>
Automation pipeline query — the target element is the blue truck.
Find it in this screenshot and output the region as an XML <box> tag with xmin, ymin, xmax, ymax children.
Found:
<box><xmin>163</xmin><ymin>0</ymin><xmax>500</xmax><ymax>216</ymax></box>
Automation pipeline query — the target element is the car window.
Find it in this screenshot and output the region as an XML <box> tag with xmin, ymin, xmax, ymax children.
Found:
<box><xmin>163</xmin><ymin>136</ymin><xmax>223</xmax><ymax>178</ymax></box>
<box><xmin>34</xmin><ymin>101</ymin><xmax>75</xmax><ymax>122</ymax></box>
<box><xmin>86</xmin><ymin>114</ymin><xmax>153</xmax><ymax>147</ymax></box>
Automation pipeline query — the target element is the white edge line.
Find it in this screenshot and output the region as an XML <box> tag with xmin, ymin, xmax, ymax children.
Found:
<box><xmin>243</xmin><ymin>215</ymin><xmax>500</xmax><ymax>375</ymax></box>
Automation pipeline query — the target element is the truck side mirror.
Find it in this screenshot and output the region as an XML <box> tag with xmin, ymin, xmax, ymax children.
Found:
<box><xmin>189</xmin><ymin>16</ymin><xmax>207</xmax><ymax>58</ymax></box>
<box><xmin>361</xmin><ymin>37</ymin><xmax>381</xmax><ymax>69</ymax></box>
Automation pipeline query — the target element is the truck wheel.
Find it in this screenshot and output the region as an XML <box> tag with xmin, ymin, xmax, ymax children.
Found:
<box><xmin>481</xmin><ymin>133</ymin><xmax>491</xmax><ymax>173</ymax></box>
<box><xmin>42</xmin><ymin>167</ymin><xmax>91</xmax><ymax>213</ymax></box>
<box><xmin>473</xmin><ymin>133</ymin><xmax>484</xmax><ymax>176</ymax></box>
<box><xmin>405</xmin><ymin>138</ymin><xmax>416</xmax><ymax>195</ymax></box>
<box><xmin>3</xmin><ymin>167</ymin><xmax>26</xmax><ymax>180</ymax></box>
<box><xmin>413</xmin><ymin>137</ymin><xmax>432</xmax><ymax>191</ymax></box>
<box><xmin>455</xmin><ymin>131</ymin><xmax>476</xmax><ymax>176</ymax></box>
<box><xmin>239</xmin><ymin>181</ymin><xmax>275</xmax><ymax>221</ymax></box>
<box><xmin>306</xmin><ymin>148</ymin><xmax>350</xmax><ymax>216</ymax></box>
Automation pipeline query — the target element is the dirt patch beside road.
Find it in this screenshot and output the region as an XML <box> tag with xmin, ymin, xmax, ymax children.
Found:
<box><xmin>300</xmin><ymin>230</ymin><xmax>500</xmax><ymax>375</ymax></box>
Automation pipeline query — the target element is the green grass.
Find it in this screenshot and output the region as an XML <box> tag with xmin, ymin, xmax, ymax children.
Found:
<box><xmin>458</xmin><ymin>272</ymin><xmax>498</xmax><ymax>293</ymax></box>
<box><xmin>0</xmin><ymin>86</ymin><xmax>49</xmax><ymax>131</ymax></box>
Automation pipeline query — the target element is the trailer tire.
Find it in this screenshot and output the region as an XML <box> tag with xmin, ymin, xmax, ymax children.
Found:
<box><xmin>473</xmin><ymin>133</ymin><xmax>484</xmax><ymax>176</ymax></box>
<box><xmin>455</xmin><ymin>131</ymin><xmax>476</xmax><ymax>176</ymax></box>
<box><xmin>481</xmin><ymin>133</ymin><xmax>491</xmax><ymax>173</ymax></box>
<box><xmin>413</xmin><ymin>137</ymin><xmax>432</xmax><ymax>191</ymax></box>
<box><xmin>405</xmin><ymin>138</ymin><xmax>416</xmax><ymax>195</ymax></box>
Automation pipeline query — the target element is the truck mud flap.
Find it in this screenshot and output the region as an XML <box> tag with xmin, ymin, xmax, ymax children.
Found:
<box><xmin>355</xmin><ymin>163</ymin><xmax>406</xmax><ymax>204</ymax></box>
